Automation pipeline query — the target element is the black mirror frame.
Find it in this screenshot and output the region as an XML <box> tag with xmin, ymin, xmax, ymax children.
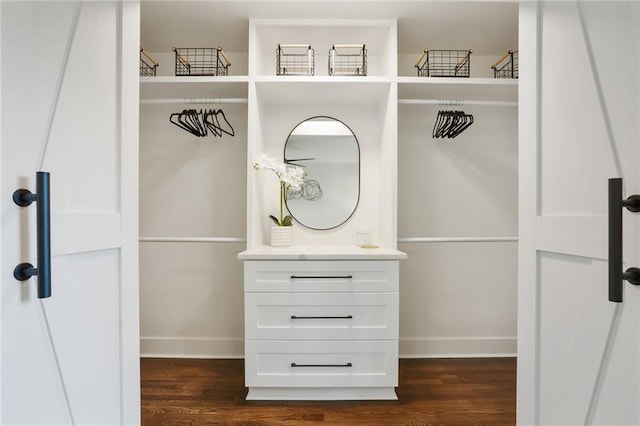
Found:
<box><xmin>283</xmin><ymin>115</ymin><xmax>361</xmax><ymax>231</ymax></box>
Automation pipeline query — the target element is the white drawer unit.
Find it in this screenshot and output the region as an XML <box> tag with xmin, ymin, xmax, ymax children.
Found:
<box><xmin>245</xmin><ymin>292</ymin><xmax>399</xmax><ymax>340</ymax></box>
<box><xmin>237</xmin><ymin>253</ymin><xmax>405</xmax><ymax>401</ymax></box>
<box><xmin>244</xmin><ymin>260</ymin><xmax>398</xmax><ymax>293</ymax></box>
<box><xmin>245</xmin><ymin>340</ymin><xmax>398</xmax><ymax>399</ymax></box>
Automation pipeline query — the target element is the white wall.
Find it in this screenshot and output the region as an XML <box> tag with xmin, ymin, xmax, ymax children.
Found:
<box><xmin>138</xmin><ymin>101</ymin><xmax>247</xmax><ymax>357</ymax></box>
<box><xmin>398</xmin><ymin>103</ymin><xmax>518</xmax><ymax>356</ymax></box>
<box><xmin>139</xmin><ymin>101</ymin><xmax>518</xmax><ymax>358</ymax></box>
<box><xmin>139</xmin><ymin>40</ymin><xmax>518</xmax><ymax>359</ymax></box>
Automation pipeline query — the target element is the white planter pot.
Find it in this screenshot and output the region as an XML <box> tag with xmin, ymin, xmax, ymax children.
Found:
<box><xmin>270</xmin><ymin>226</ymin><xmax>293</xmax><ymax>247</ymax></box>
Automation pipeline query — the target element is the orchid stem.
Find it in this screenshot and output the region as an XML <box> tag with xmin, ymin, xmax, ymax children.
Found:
<box><xmin>280</xmin><ymin>182</ymin><xmax>285</xmax><ymax>226</ymax></box>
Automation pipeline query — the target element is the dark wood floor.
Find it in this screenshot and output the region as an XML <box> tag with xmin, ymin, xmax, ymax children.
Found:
<box><xmin>141</xmin><ymin>357</ymin><xmax>516</xmax><ymax>425</ymax></box>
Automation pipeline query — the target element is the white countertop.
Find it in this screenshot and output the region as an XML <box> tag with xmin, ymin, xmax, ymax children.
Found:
<box><xmin>237</xmin><ymin>245</ymin><xmax>407</xmax><ymax>260</ymax></box>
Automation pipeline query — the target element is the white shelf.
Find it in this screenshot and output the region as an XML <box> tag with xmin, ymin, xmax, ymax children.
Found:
<box><xmin>140</xmin><ymin>76</ymin><xmax>249</xmax><ymax>100</ymax></box>
<box><xmin>397</xmin><ymin>76</ymin><xmax>518</xmax><ymax>102</ymax></box>
<box><xmin>139</xmin><ymin>76</ymin><xmax>515</xmax><ymax>104</ymax></box>
<box><xmin>238</xmin><ymin>244</ymin><xmax>406</xmax><ymax>261</ymax></box>
<box><xmin>254</xmin><ymin>76</ymin><xmax>393</xmax><ymax>105</ymax></box>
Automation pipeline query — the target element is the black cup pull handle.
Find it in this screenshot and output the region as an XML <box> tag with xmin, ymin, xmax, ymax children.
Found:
<box><xmin>608</xmin><ymin>178</ymin><xmax>640</xmax><ymax>303</ymax></box>
<box><xmin>290</xmin><ymin>275</ymin><xmax>353</xmax><ymax>279</ymax></box>
<box><xmin>291</xmin><ymin>315</ymin><xmax>353</xmax><ymax>320</ymax></box>
<box><xmin>13</xmin><ymin>171</ymin><xmax>51</xmax><ymax>299</ymax></box>
<box><xmin>291</xmin><ymin>362</ymin><xmax>352</xmax><ymax>368</ymax></box>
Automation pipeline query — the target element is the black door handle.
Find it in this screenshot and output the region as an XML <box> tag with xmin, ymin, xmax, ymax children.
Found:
<box><xmin>608</xmin><ymin>178</ymin><xmax>640</xmax><ymax>302</ymax></box>
<box><xmin>13</xmin><ymin>171</ymin><xmax>51</xmax><ymax>298</ymax></box>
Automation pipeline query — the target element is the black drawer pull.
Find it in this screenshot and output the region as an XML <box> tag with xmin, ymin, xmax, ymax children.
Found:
<box><xmin>290</xmin><ymin>275</ymin><xmax>353</xmax><ymax>279</ymax></box>
<box><xmin>291</xmin><ymin>362</ymin><xmax>352</xmax><ymax>368</ymax></box>
<box><xmin>291</xmin><ymin>315</ymin><xmax>353</xmax><ymax>320</ymax></box>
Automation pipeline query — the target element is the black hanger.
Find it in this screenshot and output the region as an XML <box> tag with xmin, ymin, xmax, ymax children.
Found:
<box><xmin>169</xmin><ymin>101</ymin><xmax>235</xmax><ymax>139</ymax></box>
<box><xmin>170</xmin><ymin>110</ymin><xmax>200</xmax><ymax>136</ymax></box>
<box><xmin>449</xmin><ymin>112</ymin><xmax>473</xmax><ymax>138</ymax></box>
<box><xmin>183</xmin><ymin>109</ymin><xmax>200</xmax><ymax>136</ymax></box>
<box><xmin>214</xmin><ymin>109</ymin><xmax>235</xmax><ymax>137</ymax></box>
<box><xmin>446</xmin><ymin>110</ymin><xmax>465</xmax><ymax>138</ymax></box>
<box><xmin>432</xmin><ymin>103</ymin><xmax>474</xmax><ymax>140</ymax></box>
<box><xmin>204</xmin><ymin>108</ymin><xmax>222</xmax><ymax>137</ymax></box>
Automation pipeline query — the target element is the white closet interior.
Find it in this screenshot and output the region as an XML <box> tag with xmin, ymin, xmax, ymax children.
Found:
<box><xmin>138</xmin><ymin>1</ymin><xmax>519</xmax><ymax>358</ymax></box>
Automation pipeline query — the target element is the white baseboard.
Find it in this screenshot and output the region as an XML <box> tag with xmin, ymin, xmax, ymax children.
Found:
<box><xmin>140</xmin><ymin>336</ymin><xmax>516</xmax><ymax>359</ymax></box>
<box><xmin>399</xmin><ymin>337</ymin><xmax>517</xmax><ymax>358</ymax></box>
<box><xmin>140</xmin><ymin>337</ymin><xmax>244</xmax><ymax>359</ymax></box>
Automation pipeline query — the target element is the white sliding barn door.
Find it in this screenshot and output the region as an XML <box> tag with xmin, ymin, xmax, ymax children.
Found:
<box><xmin>1</xmin><ymin>1</ymin><xmax>140</xmax><ymax>424</ymax></box>
<box><xmin>519</xmin><ymin>2</ymin><xmax>640</xmax><ymax>425</ymax></box>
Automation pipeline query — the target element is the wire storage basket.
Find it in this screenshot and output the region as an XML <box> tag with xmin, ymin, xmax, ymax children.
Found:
<box><xmin>139</xmin><ymin>48</ymin><xmax>158</xmax><ymax>76</ymax></box>
<box><xmin>415</xmin><ymin>49</ymin><xmax>472</xmax><ymax>77</ymax></box>
<box><xmin>492</xmin><ymin>50</ymin><xmax>518</xmax><ymax>78</ymax></box>
<box><xmin>328</xmin><ymin>44</ymin><xmax>367</xmax><ymax>76</ymax></box>
<box><xmin>276</xmin><ymin>44</ymin><xmax>315</xmax><ymax>75</ymax></box>
<box><xmin>173</xmin><ymin>47</ymin><xmax>231</xmax><ymax>76</ymax></box>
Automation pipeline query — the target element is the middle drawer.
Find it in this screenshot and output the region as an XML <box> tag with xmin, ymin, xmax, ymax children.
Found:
<box><xmin>245</xmin><ymin>292</ymin><xmax>399</xmax><ymax>340</ymax></box>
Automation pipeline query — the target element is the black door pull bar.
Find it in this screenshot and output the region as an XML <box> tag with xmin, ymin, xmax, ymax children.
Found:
<box><xmin>13</xmin><ymin>171</ymin><xmax>52</xmax><ymax>298</ymax></box>
<box><xmin>608</xmin><ymin>178</ymin><xmax>640</xmax><ymax>302</ymax></box>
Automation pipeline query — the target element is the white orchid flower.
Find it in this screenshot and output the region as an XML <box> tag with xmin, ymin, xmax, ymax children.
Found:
<box><xmin>253</xmin><ymin>153</ymin><xmax>306</xmax><ymax>227</ymax></box>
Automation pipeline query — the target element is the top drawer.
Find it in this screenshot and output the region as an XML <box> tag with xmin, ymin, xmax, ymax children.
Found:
<box><xmin>244</xmin><ymin>260</ymin><xmax>398</xmax><ymax>293</ymax></box>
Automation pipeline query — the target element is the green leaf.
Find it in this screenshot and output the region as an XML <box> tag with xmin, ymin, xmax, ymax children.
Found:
<box><xmin>281</xmin><ymin>215</ymin><xmax>293</xmax><ymax>226</ymax></box>
<box><xmin>268</xmin><ymin>215</ymin><xmax>281</xmax><ymax>226</ymax></box>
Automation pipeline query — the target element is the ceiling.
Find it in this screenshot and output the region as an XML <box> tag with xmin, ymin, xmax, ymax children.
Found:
<box><xmin>140</xmin><ymin>1</ymin><xmax>519</xmax><ymax>55</ymax></box>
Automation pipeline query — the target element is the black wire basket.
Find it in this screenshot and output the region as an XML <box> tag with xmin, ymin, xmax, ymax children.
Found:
<box><xmin>492</xmin><ymin>50</ymin><xmax>518</xmax><ymax>79</ymax></box>
<box><xmin>328</xmin><ymin>44</ymin><xmax>367</xmax><ymax>76</ymax></box>
<box><xmin>173</xmin><ymin>47</ymin><xmax>231</xmax><ymax>76</ymax></box>
<box><xmin>140</xmin><ymin>48</ymin><xmax>158</xmax><ymax>77</ymax></box>
<box><xmin>415</xmin><ymin>49</ymin><xmax>472</xmax><ymax>77</ymax></box>
<box><xmin>276</xmin><ymin>44</ymin><xmax>315</xmax><ymax>75</ymax></box>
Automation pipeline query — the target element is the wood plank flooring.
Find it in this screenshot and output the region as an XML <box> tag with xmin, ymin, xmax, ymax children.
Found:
<box><xmin>141</xmin><ymin>357</ymin><xmax>516</xmax><ymax>425</ymax></box>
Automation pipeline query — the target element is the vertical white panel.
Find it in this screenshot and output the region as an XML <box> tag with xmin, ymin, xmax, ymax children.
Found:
<box><xmin>538</xmin><ymin>253</ymin><xmax>613</xmax><ymax>425</ymax></box>
<box><xmin>529</xmin><ymin>1</ymin><xmax>640</xmax><ymax>425</ymax></box>
<box><xmin>45</xmin><ymin>251</ymin><xmax>121</xmax><ymax>425</ymax></box>
<box><xmin>2</xmin><ymin>3</ymin><xmax>81</xmax><ymax>424</ymax></box>
<box><xmin>0</xmin><ymin>2</ymin><xmax>3</xmax><ymax>417</ymax></box>
<box><xmin>43</xmin><ymin>2</ymin><xmax>118</xmax><ymax>212</ymax></box>
<box><xmin>539</xmin><ymin>2</ymin><xmax>617</xmax><ymax>217</ymax></box>
<box><xmin>120</xmin><ymin>0</ymin><xmax>141</xmax><ymax>423</ymax></box>
<box><xmin>2</xmin><ymin>0</ymin><xmax>139</xmax><ymax>424</ymax></box>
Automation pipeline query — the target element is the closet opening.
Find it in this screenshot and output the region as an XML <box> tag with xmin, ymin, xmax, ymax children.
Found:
<box><xmin>138</xmin><ymin>0</ymin><xmax>518</xmax><ymax>420</ymax></box>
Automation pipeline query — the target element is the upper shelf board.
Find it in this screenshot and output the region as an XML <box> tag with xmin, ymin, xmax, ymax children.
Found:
<box><xmin>140</xmin><ymin>76</ymin><xmax>249</xmax><ymax>101</ymax></box>
<box><xmin>397</xmin><ymin>77</ymin><xmax>518</xmax><ymax>102</ymax></box>
<box><xmin>254</xmin><ymin>76</ymin><xmax>393</xmax><ymax>106</ymax></box>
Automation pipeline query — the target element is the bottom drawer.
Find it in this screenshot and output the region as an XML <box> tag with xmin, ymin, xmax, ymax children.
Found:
<box><xmin>245</xmin><ymin>340</ymin><xmax>398</xmax><ymax>388</ymax></box>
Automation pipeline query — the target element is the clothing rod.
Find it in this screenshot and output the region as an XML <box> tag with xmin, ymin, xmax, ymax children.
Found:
<box><xmin>140</xmin><ymin>98</ymin><xmax>248</xmax><ymax>105</ymax></box>
<box><xmin>398</xmin><ymin>99</ymin><xmax>517</xmax><ymax>107</ymax></box>
<box><xmin>139</xmin><ymin>237</ymin><xmax>246</xmax><ymax>243</ymax></box>
<box><xmin>398</xmin><ymin>237</ymin><xmax>518</xmax><ymax>243</ymax></box>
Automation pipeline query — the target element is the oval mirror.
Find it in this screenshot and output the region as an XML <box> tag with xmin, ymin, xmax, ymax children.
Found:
<box><xmin>284</xmin><ymin>116</ymin><xmax>360</xmax><ymax>230</ymax></box>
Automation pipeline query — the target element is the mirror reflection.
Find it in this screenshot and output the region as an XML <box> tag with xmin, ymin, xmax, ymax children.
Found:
<box><xmin>284</xmin><ymin>116</ymin><xmax>360</xmax><ymax>230</ymax></box>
